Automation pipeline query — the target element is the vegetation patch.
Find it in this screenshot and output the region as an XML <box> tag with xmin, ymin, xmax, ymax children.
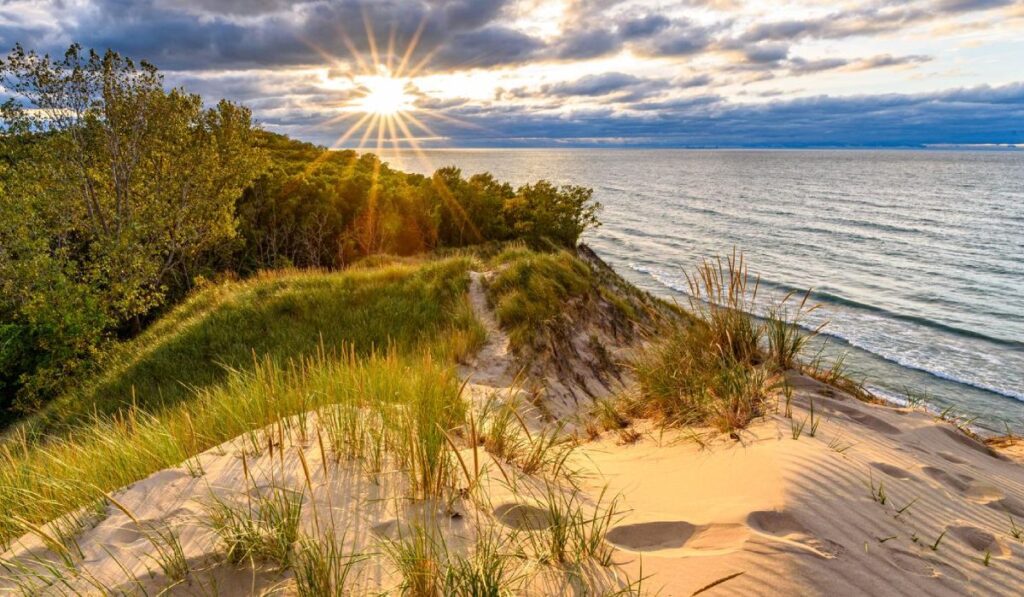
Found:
<box><xmin>632</xmin><ymin>253</ymin><xmax>798</xmax><ymax>433</ymax></box>
<box><xmin>33</xmin><ymin>257</ymin><xmax>483</xmax><ymax>430</ymax></box>
<box><xmin>486</xmin><ymin>248</ymin><xmax>595</xmax><ymax>350</ymax></box>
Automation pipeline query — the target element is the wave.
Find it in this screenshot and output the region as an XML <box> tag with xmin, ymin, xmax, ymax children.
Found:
<box><xmin>628</xmin><ymin>262</ymin><xmax>1024</xmax><ymax>404</ymax></box>
<box><xmin>814</xmin><ymin>327</ymin><xmax>1024</xmax><ymax>403</ymax></box>
<box><xmin>808</xmin><ymin>290</ymin><xmax>1024</xmax><ymax>350</ymax></box>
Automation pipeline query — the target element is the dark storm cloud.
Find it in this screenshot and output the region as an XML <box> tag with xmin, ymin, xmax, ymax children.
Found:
<box><xmin>0</xmin><ymin>0</ymin><xmax>534</xmax><ymax>72</ymax></box>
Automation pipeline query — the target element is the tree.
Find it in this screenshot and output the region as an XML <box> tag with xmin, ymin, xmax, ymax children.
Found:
<box><xmin>504</xmin><ymin>181</ymin><xmax>601</xmax><ymax>248</ymax></box>
<box><xmin>0</xmin><ymin>44</ymin><xmax>264</xmax><ymax>410</ymax></box>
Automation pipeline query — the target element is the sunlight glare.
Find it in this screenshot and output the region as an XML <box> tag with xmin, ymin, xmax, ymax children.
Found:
<box><xmin>353</xmin><ymin>74</ymin><xmax>413</xmax><ymax>115</ymax></box>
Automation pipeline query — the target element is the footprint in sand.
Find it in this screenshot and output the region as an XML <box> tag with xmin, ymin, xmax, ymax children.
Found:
<box><xmin>746</xmin><ymin>510</ymin><xmax>843</xmax><ymax>559</ymax></box>
<box><xmin>889</xmin><ymin>549</ymin><xmax>938</xmax><ymax>577</ymax></box>
<box><xmin>105</xmin><ymin>512</ymin><xmax>191</xmax><ymax>546</ymax></box>
<box><xmin>988</xmin><ymin>497</ymin><xmax>1024</xmax><ymax>518</ymax></box>
<box><xmin>948</xmin><ymin>525</ymin><xmax>1012</xmax><ymax>558</ymax></box>
<box><xmin>922</xmin><ymin>466</ymin><xmax>971</xmax><ymax>493</ymax></box>
<box><xmin>938</xmin><ymin>451</ymin><xmax>968</xmax><ymax>465</ymax></box>
<box><xmin>870</xmin><ymin>462</ymin><xmax>916</xmax><ymax>481</ymax></box>
<box><xmin>821</xmin><ymin>400</ymin><xmax>901</xmax><ymax>435</ymax></box>
<box><xmin>922</xmin><ymin>467</ymin><xmax>1006</xmax><ymax>504</ymax></box>
<box><xmin>604</xmin><ymin>521</ymin><xmax>749</xmax><ymax>555</ymax></box>
<box><xmin>493</xmin><ymin>503</ymin><xmax>551</xmax><ymax>531</ymax></box>
<box><xmin>963</xmin><ymin>481</ymin><xmax>1005</xmax><ymax>504</ymax></box>
<box><xmin>889</xmin><ymin>549</ymin><xmax>968</xmax><ymax>583</ymax></box>
<box><xmin>938</xmin><ymin>427</ymin><xmax>1005</xmax><ymax>460</ymax></box>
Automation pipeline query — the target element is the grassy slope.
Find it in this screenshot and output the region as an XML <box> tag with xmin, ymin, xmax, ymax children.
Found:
<box><xmin>40</xmin><ymin>257</ymin><xmax>484</xmax><ymax>429</ymax></box>
<box><xmin>0</xmin><ymin>256</ymin><xmax>485</xmax><ymax>542</ymax></box>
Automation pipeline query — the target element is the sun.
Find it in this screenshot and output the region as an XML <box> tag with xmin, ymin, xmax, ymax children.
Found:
<box><xmin>353</xmin><ymin>73</ymin><xmax>413</xmax><ymax>115</ymax></box>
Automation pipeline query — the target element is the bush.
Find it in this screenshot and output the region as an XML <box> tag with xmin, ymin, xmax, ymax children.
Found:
<box><xmin>503</xmin><ymin>181</ymin><xmax>601</xmax><ymax>248</ymax></box>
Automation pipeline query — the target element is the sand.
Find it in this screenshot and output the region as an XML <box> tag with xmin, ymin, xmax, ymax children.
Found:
<box><xmin>5</xmin><ymin>272</ymin><xmax>1024</xmax><ymax>595</ymax></box>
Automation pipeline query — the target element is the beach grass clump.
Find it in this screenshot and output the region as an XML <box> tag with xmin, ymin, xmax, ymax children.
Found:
<box><xmin>765</xmin><ymin>290</ymin><xmax>824</xmax><ymax>370</ymax></box>
<box><xmin>486</xmin><ymin>249</ymin><xmax>594</xmax><ymax>349</ymax></box>
<box><xmin>632</xmin><ymin>252</ymin><xmax>785</xmax><ymax>433</ymax></box>
<box><xmin>685</xmin><ymin>251</ymin><xmax>763</xmax><ymax>364</ymax></box>
<box><xmin>205</xmin><ymin>484</ymin><xmax>303</xmax><ymax>566</ymax></box>
<box><xmin>632</xmin><ymin>318</ymin><xmax>776</xmax><ymax>432</ymax></box>
<box><xmin>294</xmin><ymin>533</ymin><xmax>365</xmax><ymax>596</ymax></box>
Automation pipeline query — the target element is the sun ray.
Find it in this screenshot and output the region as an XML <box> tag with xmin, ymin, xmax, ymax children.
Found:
<box><xmin>399</xmin><ymin>110</ymin><xmax>439</xmax><ymax>138</ymax></box>
<box><xmin>402</xmin><ymin>46</ymin><xmax>443</xmax><ymax>81</ymax></box>
<box><xmin>415</xmin><ymin>108</ymin><xmax>492</xmax><ymax>133</ymax></box>
<box><xmin>386</xmin><ymin>24</ymin><xmax>397</xmax><ymax>73</ymax></box>
<box><xmin>334</xmin><ymin>22</ymin><xmax>372</xmax><ymax>76</ymax></box>
<box><xmin>302</xmin><ymin>111</ymin><xmax>375</xmax><ymax>176</ymax></box>
<box><xmin>395</xmin><ymin>16</ymin><xmax>428</xmax><ymax>78</ymax></box>
<box><xmin>392</xmin><ymin>112</ymin><xmax>440</xmax><ymax>173</ymax></box>
<box><xmin>362</xmin><ymin>7</ymin><xmax>381</xmax><ymax>72</ymax></box>
<box><xmin>386</xmin><ymin>115</ymin><xmax>402</xmax><ymax>153</ymax></box>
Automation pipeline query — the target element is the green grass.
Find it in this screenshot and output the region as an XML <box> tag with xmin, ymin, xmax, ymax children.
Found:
<box><xmin>631</xmin><ymin>252</ymin><xmax>786</xmax><ymax>433</ymax></box>
<box><xmin>632</xmin><ymin>319</ymin><xmax>777</xmax><ymax>432</ymax></box>
<box><xmin>486</xmin><ymin>248</ymin><xmax>594</xmax><ymax>349</ymax></box>
<box><xmin>35</xmin><ymin>257</ymin><xmax>483</xmax><ymax>430</ymax></box>
<box><xmin>0</xmin><ymin>346</ymin><xmax>467</xmax><ymax>547</ymax></box>
<box><xmin>0</xmin><ymin>256</ymin><xmax>484</xmax><ymax>546</ymax></box>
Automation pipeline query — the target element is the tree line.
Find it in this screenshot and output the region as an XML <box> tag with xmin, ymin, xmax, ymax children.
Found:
<box><xmin>0</xmin><ymin>44</ymin><xmax>600</xmax><ymax>417</ymax></box>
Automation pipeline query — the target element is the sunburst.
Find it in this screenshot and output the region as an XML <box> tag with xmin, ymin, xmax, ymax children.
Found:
<box><xmin>351</xmin><ymin>71</ymin><xmax>414</xmax><ymax>116</ymax></box>
<box><xmin>298</xmin><ymin>10</ymin><xmax>491</xmax><ymax>244</ymax></box>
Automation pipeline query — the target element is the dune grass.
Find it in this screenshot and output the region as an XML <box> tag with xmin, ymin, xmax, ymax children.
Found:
<box><xmin>632</xmin><ymin>252</ymin><xmax>788</xmax><ymax>432</ymax></box>
<box><xmin>486</xmin><ymin>248</ymin><xmax>595</xmax><ymax>349</ymax></box>
<box><xmin>0</xmin><ymin>346</ymin><xmax>467</xmax><ymax>547</ymax></box>
<box><xmin>0</xmin><ymin>255</ymin><xmax>486</xmax><ymax>547</ymax></box>
<box><xmin>0</xmin><ymin>247</ymin><xmax>648</xmax><ymax>593</ymax></box>
<box><xmin>34</xmin><ymin>257</ymin><xmax>483</xmax><ymax>431</ymax></box>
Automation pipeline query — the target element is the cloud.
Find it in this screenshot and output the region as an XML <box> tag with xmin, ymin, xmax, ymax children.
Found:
<box><xmin>0</xmin><ymin>0</ymin><xmax>533</xmax><ymax>73</ymax></box>
<box><xmin>0</xmin><ymin>0</ymin><xmax>1020</xmax><ymax>147</ymax></box>
<box><xmin>852</xmin><ymin>53</ymin><xmax>932</xmax><ymax>70</ymax></box>
<box><xmin>542</xmin><ymin>72</ymin><xmax>670</xmax><ymax>100</ymax></box>
<box><xmin>309</xmin><ymin>82</ymin><xmax>1024</xmax><ymax>147</ymax></box>
<box><xmin>618</xmin><ymin>14</ymin><xmax>671</xmax><ymax>39</ymax></box>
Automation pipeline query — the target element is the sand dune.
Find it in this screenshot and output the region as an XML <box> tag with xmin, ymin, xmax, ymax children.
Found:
<box><xmin>4</xmin><ymin>271</ymin><xmax>1024</xmax><ymax>595</ymax></box>
<box><xmin>576</xmin><ymin>377</ymin><xmax>1024</xmax><ymax>595</ymax></box>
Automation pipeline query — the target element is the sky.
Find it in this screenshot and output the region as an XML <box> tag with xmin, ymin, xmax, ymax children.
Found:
<box><xmin>2</xmin><ymin>0</ymin><xmax>1024</xmax><ymax>147</ymax></box>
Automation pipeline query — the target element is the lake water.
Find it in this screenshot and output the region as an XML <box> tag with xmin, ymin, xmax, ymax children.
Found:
<box><xmin>379</xmin><ymin>148</ymin><xmax>1024</xmax><ymax>433</ymax></box>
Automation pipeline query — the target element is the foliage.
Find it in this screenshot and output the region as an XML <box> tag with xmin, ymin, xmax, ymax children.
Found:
<box><xmin>235</xmin><ymin>138</ymin><xmax>600</xmax><ymax>272</ymax></box>
<box><xmin>0</xmin><ymin>43</ymin><xmax>601</xmax><ymax>417</ymax></box>
<box><xmin>632</xmin><ymin>253</ymin><xmax>793</xmax><ymax>432</ymax></box>
<box><xmin>0</xmin><ymin>44</ymin><xmax>264</xmax><ymax>413</ymax></box>
<box><xmin>503</xmin><ymin>180</ymin><xmax>601</xmax><ymax>248</ymax></box>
